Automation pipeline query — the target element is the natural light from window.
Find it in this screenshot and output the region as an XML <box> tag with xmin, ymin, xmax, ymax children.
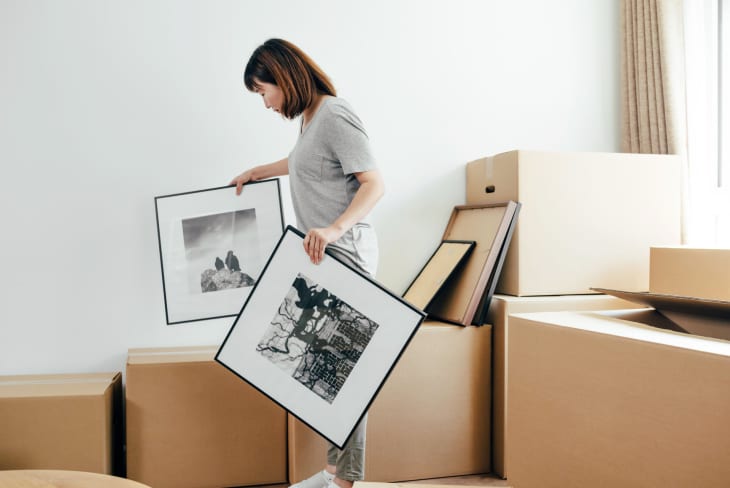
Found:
<box><xmin>684</xmin><ymin>0</ymin><xmax>730</xmax><ymax>246</ymax></box>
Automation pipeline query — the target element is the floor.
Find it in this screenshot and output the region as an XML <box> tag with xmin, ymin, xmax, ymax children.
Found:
<box><xmin>402</xmin><ymin>473</ymin><xmax>510</xmax><ymax>487</ymax></box>
<box><xmin>266</xmin><ymin>474</ymin><xmax>511</xmax><ymax>488</ymax></box>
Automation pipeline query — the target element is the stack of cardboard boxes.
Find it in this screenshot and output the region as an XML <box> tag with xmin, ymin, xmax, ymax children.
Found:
<box><xmin>8</xmin><ymin>149</ymin><xmax>719</xmax><ymax>488</ymax></box>
<box><xmin>466</xmin><ymin>150</ymin><xmax>682</xmax><ymax>479</ymax></box>
<box><xmin>506</xmin><ymin>246</ymin><xmax>730</xmax><ymax>487</ymax></box>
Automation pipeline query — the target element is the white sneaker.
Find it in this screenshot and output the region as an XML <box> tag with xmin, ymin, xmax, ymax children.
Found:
<box><xmin>289</xmin><ymin>470</ymin><xmax>335</xmax><ymax>488</ymax></box>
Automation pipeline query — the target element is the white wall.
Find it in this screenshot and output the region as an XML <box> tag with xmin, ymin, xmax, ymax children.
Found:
<box><xmin>0</xmin><ymin>0</ymin><xmax>620</xmax><ymax>375</ymax></box>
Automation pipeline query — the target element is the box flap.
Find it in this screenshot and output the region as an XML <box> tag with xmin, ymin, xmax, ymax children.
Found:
<box><xmin>511</xmin><ymin>311</ymin><xmax>730</xmax><ymax>357</ymax></box>
<box><xmin>591</xmin><ymin>287</ymin><xmax>730</xmax><ymax>318</ymax></box>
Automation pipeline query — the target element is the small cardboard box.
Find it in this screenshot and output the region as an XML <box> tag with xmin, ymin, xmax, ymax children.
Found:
<box><xmin>0</xmin><ymin>372</ymin><xmax>123</xmax><ymax>475</ymax></box>
<box><xmin>288</xmin><ymin>321</ymin><xmax>491</xmax><ymax>482</ymax></box>
<box><xmin>484</xmin><ymin>293</ymin><xmax>643</xmax><ymax>479</ymax></box>
<box><xmin>465</xmin><ymin>150</ymin><xmax>681</xmax><ymax>296</ymax></box>
<box><xmin>125</xmin><ymin>346</ymin><xmax>287</xmax><ymax>488</ymax></box>
<box><xmin>650</xmin><ymin>246</ymin><xmax>730</xmax><ymax>300</ymax></box>
<box><xmin>506</xmin><ymin>308</ymin><xmax>730</xmax><ymax>488</ymax></box>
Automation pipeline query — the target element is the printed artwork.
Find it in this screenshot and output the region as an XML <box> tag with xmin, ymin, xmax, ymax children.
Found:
<box><xmin>257</xmin><ymin>273</ymin><xmax>380</xmax><ymax>404</ymax></box>
<box><xmin>181</xmin><ymin>208</ymin><xmax>261</xmax><ymax>294</ymax></box>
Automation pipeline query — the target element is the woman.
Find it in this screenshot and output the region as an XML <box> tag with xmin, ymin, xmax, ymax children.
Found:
<box><xmin>230</xmin><ymin>38</ymin><xmax>384</xmax><ymax>488</ymax></box>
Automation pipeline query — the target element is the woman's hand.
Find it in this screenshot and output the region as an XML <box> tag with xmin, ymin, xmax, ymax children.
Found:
<box><xmin>303</xmin><ymin>226</ymin><xmax>345</xmax><ymax>265</ymax></box>
<box><xmin>229</xmin><ymin>170</ymin><xmax>255</xmax><ymax>195</ymax></box>
<box><xmin>229</xmin><ymin>158</ymin><xmax>290</xmax><ymax>195</ymax></box>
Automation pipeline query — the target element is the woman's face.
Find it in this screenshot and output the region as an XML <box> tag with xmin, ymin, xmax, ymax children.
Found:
<box><xmin>253</xmin><ymin>79</ymin><xmax>284</xmax><ymax>114</ymax></box>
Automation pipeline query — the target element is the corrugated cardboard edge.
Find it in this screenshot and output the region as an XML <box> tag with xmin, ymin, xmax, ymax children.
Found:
<box><xmin>591</xmin><ymin>287</ymin><xmax>730</xmax><ymax>318</ymax></box>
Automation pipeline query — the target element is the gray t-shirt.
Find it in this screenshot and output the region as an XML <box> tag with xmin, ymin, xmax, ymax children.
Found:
<box><xmin>288</xmin><ymin>97</ymin><xmax>379</xmax><ymax>275</ymax></box>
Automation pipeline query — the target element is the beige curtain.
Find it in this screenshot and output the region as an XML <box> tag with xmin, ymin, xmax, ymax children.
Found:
<box><xmin>620</xmin><ymin>0</ymin><xmax>686</xmax><ymax>155</ymax></box>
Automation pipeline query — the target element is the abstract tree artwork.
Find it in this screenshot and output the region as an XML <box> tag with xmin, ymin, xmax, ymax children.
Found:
<box><xmin>257</xmin><ymin>273</ymin><xmax>379</xmax><ymax>404</ymax></box>
<box><xmin>216</xmin><ymin>226</ymin><xmax>425</xmax><ymax>448</ymax></box>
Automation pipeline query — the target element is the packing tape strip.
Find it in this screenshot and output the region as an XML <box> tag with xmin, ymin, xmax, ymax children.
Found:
<box><xmin>485</xmin><ymin>156</ymin><xmax>494</xmax><ymax>181</ymax></box>
<box><xmin>0</xmin><ymin>378</ymin><xmax>113</xmax><ymax>386</ymax></box>
<box><xmin>128</xmin><ymin>348</ymin><xmax>217</xmax><ymax>356</ymax></box>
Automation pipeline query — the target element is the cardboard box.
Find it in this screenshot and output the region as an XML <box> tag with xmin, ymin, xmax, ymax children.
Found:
<box><xmin>465</xmin><ymin>150</ymin><xmax>681</xmax><ymax>296</ymax></box>
<box><xmin>125</xmin><ymin>346</ymin><xmax>287</xmax><ymax>488</ymax></box>
<box><xmin>484</xmin><ymin>293</ymin><xmax>643</xmax><ymax>479</ymax></box>
<box><xmin>506</xmin><ymin>309</ymin><xmax>730</xmax><ymax>488</ymax></box>
<box><xmin>289</xmin><ymin>321</ymin><xmax>491</xmax><ymax>482</ymax></box>
<box><xmin>0</xmin><ymin>372</ymin><xmax>123</xmax><ymax>475</ymax></box>
<box><xmin>650</xmin><ymin>246</ymin><xmax>730</xmax><ymax>300</ymax></box>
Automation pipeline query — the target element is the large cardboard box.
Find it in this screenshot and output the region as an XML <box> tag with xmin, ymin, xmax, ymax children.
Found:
<box><xmin>650</xmin><ymin>246</ymin><xmax>730</xmax><ymax>300</ymax></box>
<box><xmin>125</xmin><ymin>346</ymin><xmax>287</xmax><ymax>488</ymax></box>
<box><xmin>0</xmin><ymin>372</ymin><xmax>123</xmax><ymax>475</ymax></box>
<box><xmin>465</xmin><ymin>150</ymin><xmax>681</xmax><ymax>296</ymax></box>
<box><xmin>484</xmin><ymin>293</ymin><xmax>642</xmax><ymax>479</ymax></box>
<box><xmin>288</xmin><ymin>322</ymin><xmax>491</xmax><ymax>483</ymax></box>
<box><xmin>506</xmin><ymin>309</ymin><xmax>730</xmax><ymax>488</ymax></box>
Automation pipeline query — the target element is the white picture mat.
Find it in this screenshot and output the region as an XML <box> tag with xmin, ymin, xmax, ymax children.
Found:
<box><xmin>156</xmin><ymin>181</ymin><xmax>283</xmax><ymax>323</ymax></box>
<box><xmin>216</xmin><ymin>228</ymin><xmax>424</xmax><ymax>447</ymax></box>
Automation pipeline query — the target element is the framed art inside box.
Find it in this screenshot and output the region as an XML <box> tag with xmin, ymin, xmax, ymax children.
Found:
<box><xmin>155</xmin><ymin>179</ymin><xmax>284</xmax><ymax>325</ymax></box>
<box><xmin>216</xmin><ymin>226</ymin><xmax>426</xmax><ymax>449</ymax></box>
<box><xmin>402</xmin><ymin>240</ymin><xmax>476</xmax><ymax>310</ymax></box>
<box><xmin>426</xmin><ymin>201</ymin><xmax>521</xmax><ymax>326</ymax></box>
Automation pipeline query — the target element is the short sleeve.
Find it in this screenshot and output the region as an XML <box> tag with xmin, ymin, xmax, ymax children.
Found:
<box><xmin>321</xmin><ymin>101</ymin><xmax>378</xmax><ymax>175</ymax></box>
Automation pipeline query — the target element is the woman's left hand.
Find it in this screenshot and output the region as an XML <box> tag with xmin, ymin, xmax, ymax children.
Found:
<box><xmin>303</xmin><ymin>226</ymin><xmax>344</xmax><ymax>265</ymax></box>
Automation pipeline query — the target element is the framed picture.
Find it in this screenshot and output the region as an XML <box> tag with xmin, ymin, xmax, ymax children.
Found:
<box><xmin>473</xmin><ymin>202</ymin><xmax>521</xmax><ymax>324</ymax></box>
<box><xmin>426</xmin><ymin>201</ymin><xmax>521</xmax><ymax>326</ymax></box>
<box><xmin>215</xmin><ymin>226</ymin><xmax>426</xmax><ymax>449</ymax></box>
<box><xmin>155</xmin><ymin>179</ymin><xmax>284</xmax><ymax>325</ymax></box>
<box><xmin>402</xmin><ymin>240</ymin><xmax>476</xmax><ymax>310</ymax></box>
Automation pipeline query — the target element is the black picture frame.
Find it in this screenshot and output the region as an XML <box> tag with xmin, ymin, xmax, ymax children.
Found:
<box><xmin>154</xmin><ymin>179</ymin><xmax>284</xmax><ymax>325</ymax></box>
<box><xmin>215</xmin><ymin>226</ymin><xmax>426</xmax><ymax>449</ymax></box>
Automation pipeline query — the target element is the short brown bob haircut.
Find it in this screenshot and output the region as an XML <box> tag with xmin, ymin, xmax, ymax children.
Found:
<box><xmin>244</xmin><ymin>39</ymin><xmax>337</xmax><ymax>119</ymax></box>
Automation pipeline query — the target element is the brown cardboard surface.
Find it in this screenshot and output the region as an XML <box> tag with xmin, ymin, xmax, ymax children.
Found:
<box><xmin>0</xmin><ymin>470</ymin><xmax>151</xmax><ymax>488</ymax></box>
<box><xmin>483</xmin><ymin>294</ymin><xmax>642</xmax><ymax>479</ymax></box>
<box><xmin>507</xmin><ymin>310</ymin><xmax>730</xmax><ymax>488</ymax></box>
<box><xmin>466</xmin><ymin>150</ymin><xmax>681</xmax><ymax>296</ymax></box>
<box><xmin>650</xmin><ymin>246</ymin><xmax>730</xmax><ymax>300</ymax></box>
<box><xmin>125</xmin><ymin>346</ymin><xmax>287</xmax><ymax>488</ymax></box>
<box><xmin>592</xmin><ymin>287</ymin><xmax>730</xmax><ymax>317</ymax></box>
<box><xmin>0</xmin><ymin>372</ymin><xmax>123</xmax><ymax>476</ymax></box>
<box><xmin>288</xmin><ymin>321</ymin><xmax>491</xmax><ymax>482</ymax></box>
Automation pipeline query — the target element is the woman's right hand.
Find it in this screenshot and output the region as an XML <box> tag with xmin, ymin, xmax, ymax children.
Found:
<box><xmin>229</xmin><ymin>169</ymin><xmax>255</xmax><ymax>195</ymax></box>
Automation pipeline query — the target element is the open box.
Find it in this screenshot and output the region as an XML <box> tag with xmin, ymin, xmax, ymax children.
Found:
<box><xmin>506</xmin><ymin>304</ymin><xmax>730</xmax><ymax>487</ymax></box>
<box><xmin>592</xmin><ymin>287</ymin><xmax>730</xmax><ymax>342</ymax></box>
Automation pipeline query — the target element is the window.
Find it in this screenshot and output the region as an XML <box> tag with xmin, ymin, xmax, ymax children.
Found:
<box><xmin>684</xmin><ymin>0</ymin><xmax>730</xmax><ymax>245</ymax></box>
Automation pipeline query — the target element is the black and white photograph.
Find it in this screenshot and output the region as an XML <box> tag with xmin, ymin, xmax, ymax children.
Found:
<box><xmin>216</xmin><ymin>226</ymin><xmax>426</xmax><ymax>448</ymax></box>
<box><xmin>155</xmin><ymin>179</ymin><xmax>284</xmax><ymax>324</ymax></box>
<box><xmin>181</xmin><ymin>208</ymin><xmax>261</xmax><ymax>294</ymax></box>
<box><xmin>257</xmin><ymin>273</ymin><xmax>380</xmax><ymax>404</ymax></box>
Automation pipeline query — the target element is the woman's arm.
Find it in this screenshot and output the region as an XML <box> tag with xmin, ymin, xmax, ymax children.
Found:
<box><xmin>230</xmin><ymin>157</ymin><xmax>289</xmax><ymax>195</ymax></box>
<box><xmin>303</xmin><ymin>169</ymin><xmax>385</xmax><ymax>264</ymax></box>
